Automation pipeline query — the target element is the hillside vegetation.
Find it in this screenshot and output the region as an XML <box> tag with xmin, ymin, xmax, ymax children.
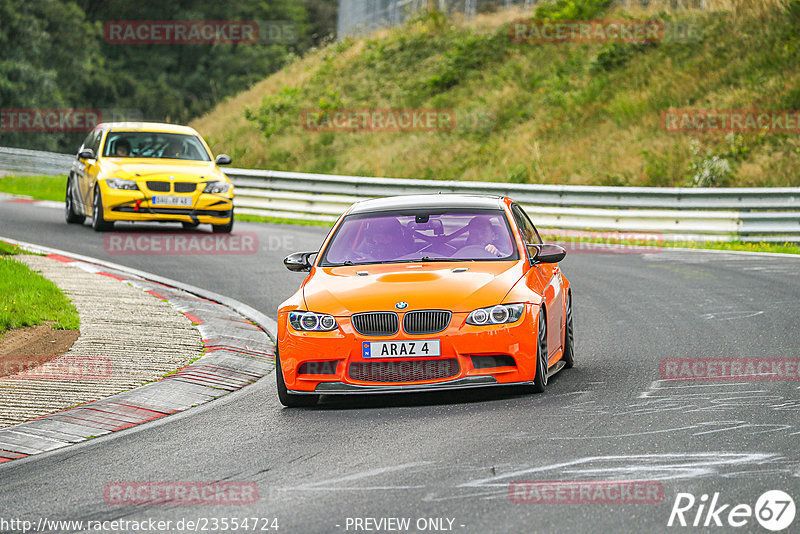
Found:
<box><xmin>0</xmin><ymin>0</ymin><xmax>335</xmax><ymax>152</ymax></box>
<box><xmin>192</xmin><ymin>0</ymin><xmax>800</xmax><ymax>187</ymax></box>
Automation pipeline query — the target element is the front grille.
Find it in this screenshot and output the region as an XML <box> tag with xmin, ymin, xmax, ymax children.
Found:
<box><xmin>403</xmin><ymin>310</ymin><xmax>451</xmax><ymax>335</ymax></box>
<box><xmin>174</xmin><ymin>182</ymin><xmax>196</xmax><ymax>193</ymax></box>
<box><xmin>352</xmin><ymin>312</ymin><xmax>398</xmax><ymax>336</ymax></box>
<box><xmin>112</xmin><ymin>206</ymin><xmax>230</xmax><ymax>217</ymax></box>
<box><xmin>147</xmin><ymin>181</ymin><xmax>170</xmax><ymax>192</ymax></box>
<box><xmin>349</xmin><ymin>359</ymin><xmax>459</xmax><ymax>382</ymax></box>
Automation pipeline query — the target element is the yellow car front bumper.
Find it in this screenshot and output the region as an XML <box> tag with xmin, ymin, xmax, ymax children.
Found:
<box><xmin>100</xmin><ymin>187</ymin><xmax>233</xmax><ymax>224</ymax></box>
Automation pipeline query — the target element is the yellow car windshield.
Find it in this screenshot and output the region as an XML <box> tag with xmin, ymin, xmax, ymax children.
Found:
<box><xmin>103</xmin><ymin>132</ymin><xmax>211</xmax><ymax>161</ymax></box>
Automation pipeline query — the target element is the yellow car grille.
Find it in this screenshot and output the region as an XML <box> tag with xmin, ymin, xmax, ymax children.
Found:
<box><xmin>146</xmin><ymin>181</ymin><xmax>170</xmax><ymax>192</ymax></box>
<box><xmin>144</xmin><ymin>181</ymin><xmax>197</xmax><ymax>193</ymax></box>
<box><xmin>174</xmin><ymin>182</ymin><xmax>197</xmax><ymax>193</ymax></box>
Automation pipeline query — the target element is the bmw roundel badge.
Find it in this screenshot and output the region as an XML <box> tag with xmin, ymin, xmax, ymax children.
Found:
<box><xmin>395</xmin><ymin>301</ymin><xmax>408</xmax><ymax>310</ymax></box>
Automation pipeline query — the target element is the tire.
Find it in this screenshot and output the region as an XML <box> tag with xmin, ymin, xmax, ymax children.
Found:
<box><xmin>91</xmin><ymin>186</ymin><xmax>113</xmax><ymax>232</ymax></box>
<box><xmin>65</xmin><ymin>179</ymin><xmax>85</xmax><ymax>225</ymax></box>
<box><xmin>276</xmin><ymin>350</ymin><xmax>319</xmax><ymax>408</ymax></box>
<box><xmin>530</xmin><ymin>307</ymin><xmax>548</xmax><ymax>393</ymax></box>
<box><xmin>562</xmin><ymin>291</ymin><xmax>575</xmax><ymax>369</ymax></box>
<box><xmin>212</xmin><ymin>208</ymin><xmax>234</xmax><ymax>234</ymax></box>
<box><xmin>182</xmin><ymin>221</ymin><xmax>200</xmax><ymax>230</ymax></box>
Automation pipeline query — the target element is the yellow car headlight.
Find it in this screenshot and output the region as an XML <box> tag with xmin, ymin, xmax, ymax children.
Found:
<box><xmin>106</xmin><ymin>178</ymin><xmax>139</xmax><ymax>190</ymax></box>
<box><xmin>203</xmin><ymin>181</ymin><xmax>231</xmax><ymax>194</ymax></box>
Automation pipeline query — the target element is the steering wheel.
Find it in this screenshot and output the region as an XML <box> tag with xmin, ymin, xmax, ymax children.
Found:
<box><xmin>454</xmin><ymin>244</ymin><xmax>498</xmax><ymax>258</ymax></box>
<box><xmin>419</xmin><ymin>242</ymin><xmax>456</xmax><ymax>255</ymax></box>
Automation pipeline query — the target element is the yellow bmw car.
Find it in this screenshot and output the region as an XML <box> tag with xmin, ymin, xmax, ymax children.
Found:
<box><xmin>65</xmin><ymin>122</ymin><xmax>234</xmax><ymax>232</ymax></box>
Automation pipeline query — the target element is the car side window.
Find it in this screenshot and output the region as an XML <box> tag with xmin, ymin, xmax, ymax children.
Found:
<box><xmin>90</xmin><ymin>130</ymin><xmax>103</xmax><ymax>155</ymax></box>
<box><xmin>79</xmin><ymin>132</ymin><xmax>95</xmax><ymax>153</ymax></box>
<box><xmin>511</xmin><ymin>204</ymin><xmax>543</xmax><ymax>245</ymax></box>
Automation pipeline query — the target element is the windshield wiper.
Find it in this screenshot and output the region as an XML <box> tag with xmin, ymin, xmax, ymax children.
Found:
<box><xmin>419</xmin><ymin>256</ymin><xmax>458</xmax><ymax>262</ymax></box>
<box><xmin>331</xmin><ymin>258</ymin><xmax>457</xmax><ymax>266</ymax></box>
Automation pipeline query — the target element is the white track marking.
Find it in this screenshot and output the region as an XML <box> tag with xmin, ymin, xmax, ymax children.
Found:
<box><xmin>283</xmin><ymin>462</ymin><xmax>433</xmax><ymax>491</ymax></box>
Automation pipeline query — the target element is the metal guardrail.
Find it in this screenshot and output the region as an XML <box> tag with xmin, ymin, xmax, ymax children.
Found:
<box><xmin>1</xmin><ymin>146</ymin><xmax>799</xmax><ymax>241</ymax></box>
<box><xmin>228</xmin><ymin>169</ymin><xmax>800</xmax><ymax>241</ymax></box>
<box><xmin>0</xmin><ymin>147</ymin><xmax>74</xmax><ymax>177</ymax></box>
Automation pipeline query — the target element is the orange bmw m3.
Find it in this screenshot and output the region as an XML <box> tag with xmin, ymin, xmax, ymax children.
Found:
<box><xmin>276</xmin><ymin>194</ymin><xmax>574</xmax><ymax>407</ymax></box>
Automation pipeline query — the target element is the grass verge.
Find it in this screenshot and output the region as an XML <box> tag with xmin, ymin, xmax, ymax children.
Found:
<box><xmin>0</xmin><ymin>242</ymin><xmax>24</xmax><ymax>255</ymax></box>
<box><xmin>0</xmin><ymin>251</ymin><xmax>80</xmax><ymax>337</ymax></box>
<box><xmin>236</xmin><ymin>212</ymin><xmax>334</xmax><ymax>227</ymax></box>
<box><xmin>543</xmin><ymin>234</ymin><xmax>800</xmax><ymax>254</ymax></box>
<box><xmin>0</xmin><ymin>175</ymin><xmax>66</xmax><ymax>201</ymax></box>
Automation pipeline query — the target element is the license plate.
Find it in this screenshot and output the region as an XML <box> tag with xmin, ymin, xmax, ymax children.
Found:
<box><xmin>151</xmin><ymin>195</ymin><xmax>192</xmax><ymax>206</ymax></box>
<box><xmin>363</xmin><ymin>340</ymin><xmax>440</xmax><ymax>358</ymax></box>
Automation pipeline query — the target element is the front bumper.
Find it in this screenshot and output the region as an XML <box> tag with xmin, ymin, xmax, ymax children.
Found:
<box><xmin>299</xmin><ymin>376</ymin><xmax>537</xmax><ymax>394</ymax></box>
<box><xmin>278</xmin><ymin>308</ymin><xmax>541</xmax><ymax>394</ymax></box>
<box><xmin>100</xmin><ymin>186</ymin><xmax>233</xmax><ymax>224</ymax></box>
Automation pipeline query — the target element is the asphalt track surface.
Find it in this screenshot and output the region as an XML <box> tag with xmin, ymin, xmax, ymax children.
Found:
<box><xmin>1</xmin><ymin>200</ymin><xmax>799</xmax><ymax>533</ymax></box>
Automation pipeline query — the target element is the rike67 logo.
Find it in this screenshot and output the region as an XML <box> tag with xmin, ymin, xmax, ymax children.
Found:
<box><xmin>668</xmin><ymin>490</ymin><xmax>795</xmax><ymax>531</ymax></box>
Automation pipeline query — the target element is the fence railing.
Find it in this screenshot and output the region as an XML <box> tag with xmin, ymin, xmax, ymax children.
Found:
<box><xmin>336</xmin><ymin>0</ymin><xmax>707</xmax><ymax>38</ymax></box>
<box><xmin>228</xmin><ymin>169</ymin><xmax>800</xmax><ymax>241</ymax></box>
<box><xmin>2</xmin><ymin>146</ymin><xmax>798</xmax><ymax>241</ymax></box>
<box><xmin>0</xmin><ymin>147</ymin><xmax>74</xmax><ymax>177</ymax></box>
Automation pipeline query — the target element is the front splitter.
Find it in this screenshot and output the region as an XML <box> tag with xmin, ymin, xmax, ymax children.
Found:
<box><xmin>289</xmin><ymin>376</ymin><xmax>536</xmax><ymax>395</ymax></box>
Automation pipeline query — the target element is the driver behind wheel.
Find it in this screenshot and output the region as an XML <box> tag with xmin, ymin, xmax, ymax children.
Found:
<box><xmin>163</xmin><ymin>138</ymin><xmax>185</xmax><ymax>159</ymax></box>
<box><xmin>114</xmin><ymin>138</ymin><xmax>131</xmax><ymax>157</ymax></box>
<box><xmin>464</xmin><ymin>217</ymin><xmax>506</xmax><ymax>257</ymax></box>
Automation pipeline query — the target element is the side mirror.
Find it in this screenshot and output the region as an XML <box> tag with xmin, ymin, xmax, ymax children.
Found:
<box><xmin>78</xmin><ymin>148</ymin><xmax>96</xmax><ymax>160</ymax></box>
<box><xmin>215</xmin><ymin>154</ymin><xmax>232</xmax><ymax>165</ymax></box>
<box><xmin>528</xmin><ymin>243</ymin><xmax>567</xmax><ymax>264</ymax></box>
<box><xmin>284</xmin><ymin>251</ymin><xmax>317</xmax><ymax>272</ymax></box>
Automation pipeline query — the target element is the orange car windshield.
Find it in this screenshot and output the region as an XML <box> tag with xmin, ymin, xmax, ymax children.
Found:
<box><xmin>321</xmin><ymin>211</ymin><xmax>519</xmax><ymax>266</ymax></box>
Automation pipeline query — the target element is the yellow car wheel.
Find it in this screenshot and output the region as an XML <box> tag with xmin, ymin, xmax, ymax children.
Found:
<box><xmin>212</xmin><ymin>208</ymin><xmax>234</xmax><ymax>234</ymax></box>
<box><xmin>91</xmin><ymin>186</ymin><xmax>114</xmax><ymax>232</ymax></box>
<box><xmin>65</xmin><ymin>179</ymin><xmax>85</xmax><ymax>225</ymax></box>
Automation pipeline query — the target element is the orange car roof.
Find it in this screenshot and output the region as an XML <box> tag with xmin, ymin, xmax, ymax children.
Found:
<box><xmin>349</xmin><ymin>194</ymin><xmax>507</xmax><ymax>214</ymax></box>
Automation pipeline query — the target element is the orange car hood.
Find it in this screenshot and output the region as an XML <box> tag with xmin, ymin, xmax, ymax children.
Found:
<box><xmin>303</xmin><ymin>262</ymin><xmax>525</xmax><ymax>315</ymax></box>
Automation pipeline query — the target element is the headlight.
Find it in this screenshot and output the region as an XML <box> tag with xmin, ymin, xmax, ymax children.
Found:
<box><xmin>203</xmin><ymin>181</ymin><xmax>231</xmax><ymax>194</ymax></box>
<box><xmin>466</xmin><ymin>304</ymin><xmax>525</xmax><ymax>325</ymax></box>
<box><xmin>106</xmin><ymin>178</ymin><xmax>139</xmax><ymax>190</ymax></box>
<box><xmin>289</xmin><ymin>311</ymin><xmax>338</xmax><ymax>332</ymax></box>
